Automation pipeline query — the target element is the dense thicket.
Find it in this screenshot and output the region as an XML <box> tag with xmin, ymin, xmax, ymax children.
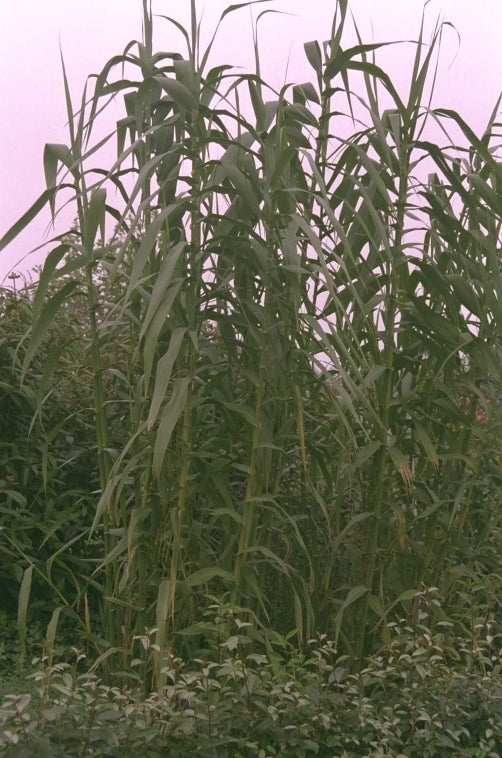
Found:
<box><xmin>1</xmin><ymin>0</ymin><xmax>502</xmax><ymax>690</ymax></box>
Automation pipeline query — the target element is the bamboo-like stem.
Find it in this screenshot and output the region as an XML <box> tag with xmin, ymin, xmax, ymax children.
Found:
<box><xmin>354</xmin><ymin>136</ymin><xmax>410</xmax><ymax>665</ymax></box>
<box><xmin>231</xmin><ymin>207</ymin><xmax>276</xmax><ymax>610</ymax></box>
<box><xmin>166</xmin><ymin>55</ymin><xmax>204</xmax><ymax>638</ymax></box>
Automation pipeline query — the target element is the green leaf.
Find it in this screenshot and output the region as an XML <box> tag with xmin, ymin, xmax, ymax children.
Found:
<box><xmin>334</xmin><ymin>586</ymin><xmax>369</xmax><ymax>644</ymax></box>
<box><xmin>352</xmin><ymin>440</ymin><xmax>381</xmax><ymax>470</ymax></box>
<box><xmin>45</xmin><ymin>607</ymin><xmax>63</xmax><ymax>658</ymax></box>
<box><xmin>220</xmin><ymin>1</ymin><xmax>270</xmax><ymax>23</ymax></box>
<box><xmin>292</xmin><ymin>81</ymin><xmax>320</xmax><ymax>105</ymax></box>
<box><xmin>21</xmin><ymin>280</ymin><xmax>78</xmax><ymax>382</ymax></box>
<box><xmin>43</xmin><ymin>143</ymin><xmax>76</xmax><ymax>188</ymax></box>
<box><xmin>220</xmin><ymin>159</ymin><xmax>261</xmax><ymax>216</ymax></box>
<box><xmin>329</xmin><ymin>512</ymin><xmax>373</xmax><ymax>555</ymax></box>
<box><xmin>176</xmin><ymin>622</ymin><xmax>221</xmax><ymax>636</ymax></box>
<box><xmin>152</xmin><ymin>376</ymin><xmax>190</xmax><ymax>476</ymax></box>
<box><xmin>304</xmin><ymin>40</ymin><xmax>322</xmax><ymax>75</ymax></box>
<box><xmin>142</xmin><ymin>279</ymin><xmax>184</xmax><ymax>389</ymax></box>
<box><xmin>30</xmin><ymin>244</ymin><xmax>70</xmax><ymax>323</ymax></box>
<box><xmin>269</xmin><ymin>146</ymin><xmax>297</xmax><ymax>190</ymax></box>
<box><xmin>248</xmin><ymin>79</ymin><xmax>265</xmax><ymax>128</ymax></box>
<box><xmin>44</xmin><ymin>143</ymin><xmax>78</xmax><ymax>218</ymax></box>
<box><xmin>183</xmin><ymin>567</ymin><xmax>234</xmax><ymax>588</ymax></box>
<box><xmin>284</xmin><ymin>103</ymin><xmax>318</xmax><ymax>128</ymax></box>
<box><xmin>414</xmin><ymin>422</ymin><xmax>439</xmax><ymax>468</ymax></box>
<box><xmin>155</xmin><ymin>578</ymin><xmax>173</xmax><ymax>643</ymax></box>
<box><xmin>467</xmin><ymin>173</ymin><xmax>502</xmax><ymax>211</ymax></box>
<box><xmin>140</xmin><ymin>241</ymin><xmax>185</xmax><ymax>341</ymax></box>
<box><xmin>17</xmin><ymin>566</ymin><xmax>33</xmax><ymax>659</ymax></box>
<box><xmin>84</xmin><ymin>188</ymin><xmax>107</xmax><ymax>253</ymax></box>
<box><xmin>325</xmin><ymin>42</ymin><xmax>396</xmax><ymax>78</ymax></box>
<box><xmin>3</xmin><ymin>490</ymin><xmax>27</xmax><ymax>506</ymax></box>
<box><xmin>385</xmin><ymin>589</ymin><xmax>421</xmax><ymax>616</ymax></box>
<box><xmin>335</xmin><ymin>59</ymin><xmax>405</xmax><ymax>113</ymax></box>
<box><xmin>223</xmin><ymin>402</ymin><xmax>257</xmax><ymax>427</ymax></box>
<box><xmin>409</xmin><ymin>298</ymin><xmax>466</xmax><ymax>346</ymax></box>
<box><xmin>0</xmin><ymin>188</ymin><xmax>60</xmax><ymax>252</ymax></box>
<box><xmin>126</xmin><ymin>205</ymin><xmax>180</xmax><ymax>299</ymax></box>
<box><xmin>367</xmin><ymin>594</ymin><xmax>386</xmax><ymax>620</ymax></box>
<box><xmin>155</xmin><ymin>76</ymin><xmax>197</xmax><ymax>110</ymax></box>
<box><xmin>97</xmin><ymin>533</ymin><xmax>127</xmax><ymax>570</ymax></box>
<box><xmin>147</xmin><ymin>328</ymin><xmax>186</xmax><ymax>430</ymax></box>
<box><xmin>173</xmin><ymin>59</ymin><xmax>197</xmax><ymax>94</ymax></box>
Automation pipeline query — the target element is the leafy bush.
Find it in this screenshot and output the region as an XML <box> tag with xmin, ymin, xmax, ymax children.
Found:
<box><xmin>2</xmin><ymin>614</ymin><xmax>502</xmax><ymax>757</ymax></box>
<box><xmin>0</xmin><ymin>283</ymin><xmax>101</xmax><ymax>659</ymax></box>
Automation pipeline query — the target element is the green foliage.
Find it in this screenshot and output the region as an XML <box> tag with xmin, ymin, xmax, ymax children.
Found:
<box><xmin>2</xmin><ymin>615</ymin><xmax>502</xmax><ymax>757</ymax></box>
<box><xmin>2</xmin><ymin>0</ymin><xmax>502</xmax><ymax>682</ymax></box>
<box><xmin>0</xmin><ymin>285</ymin><xmax>97</xmax><ymax>625</ymax></box>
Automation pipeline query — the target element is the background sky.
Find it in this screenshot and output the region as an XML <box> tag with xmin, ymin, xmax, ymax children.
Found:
<box><xmin>1</xmin><ymin>0</ymin><xmax>501</xmax><ymax>283</ymax></box>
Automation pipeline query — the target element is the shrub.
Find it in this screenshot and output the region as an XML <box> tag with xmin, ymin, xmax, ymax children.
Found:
<box><xmin>1</xmin><ymin>616</ymin><xmax>502</xmax><ymax>757</ymax></box>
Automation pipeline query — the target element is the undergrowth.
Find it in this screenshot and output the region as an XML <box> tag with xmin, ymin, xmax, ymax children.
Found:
<box><xmin>1</xmin><ymin>612</ymin><xmax>502</xmax><ymax>757</ymax></box>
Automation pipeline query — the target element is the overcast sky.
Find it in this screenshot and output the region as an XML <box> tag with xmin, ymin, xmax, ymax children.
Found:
<box><xmin>1</xmin><ymin>0</ymin><xmax>501</xmax><ymax>283</ymax></box>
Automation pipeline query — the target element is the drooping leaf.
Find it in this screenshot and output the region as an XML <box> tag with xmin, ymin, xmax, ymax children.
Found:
<box><xmin>17</xmin><ymin>566</ymin><xmax>33</xmax><ymax>659</ymax></box>
<box><xmin>147</xmin><ymin>328</ymin><xmax>186</xmax><ymax>430</ymax></box>
<box><xmin>152</xmin><ymin>376</ymin><xmax>190</xmax><ymax>476</ymax></box>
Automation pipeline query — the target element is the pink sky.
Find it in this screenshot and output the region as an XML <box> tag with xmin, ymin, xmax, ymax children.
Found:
<box><xmin>1</xmin><ymin>0</ymin><xmax>501</xmax><ymax>284</ymax></box>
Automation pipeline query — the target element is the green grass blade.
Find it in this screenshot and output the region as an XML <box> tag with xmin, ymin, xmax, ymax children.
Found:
<box><xmin>152</xmin><ymin>376</ymin><xmax>190</xmax><ymax>476</ymax></box>
<box><xmin>17</xmin><ymin>565</ymin><xmax>33</xmax><ymax>659</ymax></box>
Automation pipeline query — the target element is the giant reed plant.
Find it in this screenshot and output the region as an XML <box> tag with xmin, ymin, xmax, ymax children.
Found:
<box><xmin>2</xmin><ymin>0</ymin><xmax>502</xmax><ymax>679</ymax></box>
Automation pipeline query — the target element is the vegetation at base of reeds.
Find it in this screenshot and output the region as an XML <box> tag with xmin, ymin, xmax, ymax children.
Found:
<box><xmin>2</xmin><ymin>612</ymin><xmax>502</xmax><ymax>757</ymax></box>
<box><xmin>2</xmin><ymin>0</ymin><xmax>502</xmax><ymax>690</ymax></box>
